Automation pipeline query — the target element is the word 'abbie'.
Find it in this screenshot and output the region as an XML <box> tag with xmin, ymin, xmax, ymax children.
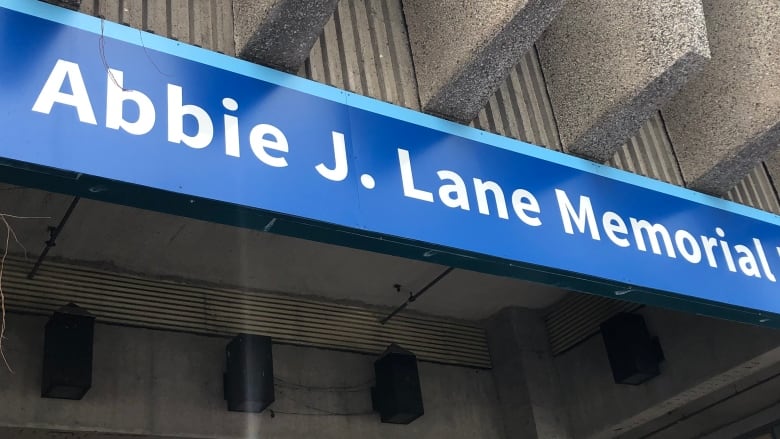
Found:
<box><xmin>32</xmin><ymin>59</ymin><xmax>294</xmax><ymax>168</ymax></box>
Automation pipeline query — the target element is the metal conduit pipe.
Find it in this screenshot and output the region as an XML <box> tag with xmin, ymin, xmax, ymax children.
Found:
<box><xmin>27</xmin><ymin>196</ymin><xmax>80</xmax><ymax>279</ymax></box>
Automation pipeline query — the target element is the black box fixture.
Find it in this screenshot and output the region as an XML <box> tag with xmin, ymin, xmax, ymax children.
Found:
<box><xmin>41</xmin><ymin>303</ymin><xmax>95</xmax><ymax>400</ymax></box>
<box><xmin>372</xmin><ymin>344</ymin><xmax>424</xmax><ymax>424</ymax></box>
<box><xmin>224</xmin><ymin>333</ymin><xmax>275</xmax><ymax>413</ymax></box>
<box><xmin>601</xmin><ymin>312</ymin><xmax>665</xmax><ymax>385</ymax></box>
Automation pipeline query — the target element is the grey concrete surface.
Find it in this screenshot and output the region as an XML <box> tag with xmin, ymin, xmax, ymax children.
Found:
<box><xmin>537</xmin><ymin>0</ymin><xmax>710</xmax><ymax>163</ymax></box>
<box><xmin>302</xmin><ymin>0</ymin><xmax>421</xmax><ymax>110</ymax></box>
<box><xmin>766</xmin><ymin>153</ymin><xmax>780</xmax><ymax>197</ymax></box>
<box><xmin>625</xmin><ymin>367</ymin><xmax>780</xmax><ymax>439</ymax></box>
<box><xmin>79</xmin><ymin>0</ymin><xmax>236</xmax><ymax>58</ymax></box>
<box><xmin>42</xmin><ymin>0</ymin><xmax>80</xmax><ymax>10</ymax></box>
<box><xmin>724</xmin><ymin>162</ymin><xmax>780</xmax><ymax>214</ymax></box>
<box><xmin>0</xmin><ymin>313</ymin><xmax>504</xmax><ymax>438</ymax></box>
<box><xmin>663</xmin><ymin>0</ymin><xmax>780</xmax><ymax>195</ymax></box>
<box><xmin>402</xmin><ymin>0</ymin><xmax>565</xmax><ymax>123</ymax></box>
<box><xmin>485</xmin><ymin>308</ymin><xmax>571</xmax><ymax>439</ymax></box>
<box><xmin>555</xmin><ymin>306</ymin><xmax>780</xmax><ymax>439</ymax></box>
<box><xmin>700</xmin><ymin>401</ymin><xmax>780</xmax><ymax>439</ymax></box>
<box><xmin>0</xmin><ymin>185</ymin><xmax>566</xmax><ymax>321</ymax></box>
<box><xmin>233</xmin><ymin>0</ymin><xmax>339</xmax><ymax>72</ymax></box>
<box><xmin>0</xmin><ymin>429</ymin><xmax>172</xmax><ymax>439</ymax></box>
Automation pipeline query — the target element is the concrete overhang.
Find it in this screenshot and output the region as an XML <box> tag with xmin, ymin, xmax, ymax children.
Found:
<box><xmin>0</xmin><ymin>184</ymin><xmax>567</xmax><ymax>321</ymax></box>
<box><xmin>662</xmin><ymin>0</ymin><xmax>780</xmax><ymax>196</ymax></box>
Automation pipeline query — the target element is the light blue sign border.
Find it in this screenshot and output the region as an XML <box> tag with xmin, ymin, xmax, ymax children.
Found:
<box><xmin>1</xmin><ymin>0</ymin><xmax>779</xmax><ymax>326</ymax></box>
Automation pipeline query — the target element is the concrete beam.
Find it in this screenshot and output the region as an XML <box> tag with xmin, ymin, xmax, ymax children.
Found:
<box><xmin>555</xmin><ymin>307</ymin><xmax>780</xmax><ymax>439</ymax></box>
<box><xmin>233</xmin><ymin>0</ymin><xmax>339</xmax><ymax>72</ymax></box>
<box><xmin>537</xmin><ymin>0</ymin><xmax>709</xmax><ymax>163</ymax></box>
<box><xmin>402</xmin><ymin>0</ymin><xmax>566</xmax><ymax>123</ymax></box>
<box><xmin>485</xmin><ymin>308</ymin><xmax>571</xmax><ymax>439</ymax></box>
<box><xmin>663</xmin><ymin>0</ymin><xmax>780</xmax><ymax>195</ymax></box>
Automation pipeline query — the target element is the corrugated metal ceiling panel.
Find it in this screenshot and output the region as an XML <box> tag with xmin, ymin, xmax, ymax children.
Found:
<box><xmin>2</xmin><ymin>257</ymin><xmax>491</xmax><ymax>368</ymax></box>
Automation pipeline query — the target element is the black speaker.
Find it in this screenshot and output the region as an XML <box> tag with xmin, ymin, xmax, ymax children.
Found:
<box><xmin>42</xmin><ymin>303</ymin><xmax>95</xmax><ymax>400</ymax></box>
<box><xmin>371</xmin><ymin>344</ymin><xmax>424</xmax><ymax>424</ymax></box>
<box><xmin>223</xmin><ymin>333</ymin><xmax>274</xmax><ymax>412</ymax></box>
<box><xmin>601</xmin><ymin>313</ymin><xmax>664</xmax><ymax>385</ymax></box>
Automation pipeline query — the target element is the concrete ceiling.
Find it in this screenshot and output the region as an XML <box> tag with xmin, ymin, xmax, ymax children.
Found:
<box><xmin>0</xmin><ymin>429</ymin><xmax>172</xmax><ymax>439</ymax></box>
<box><xmin>0</xmin><ymin>183</ymin><xmax>567</xmax><ymax>321</ymax></box>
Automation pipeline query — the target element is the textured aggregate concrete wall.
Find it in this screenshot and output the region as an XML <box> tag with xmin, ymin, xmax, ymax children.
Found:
<box><xmin>0</xmin><ymin>314</ymin><xmax>504</xmax><ymax>439</ymax></box>
<box><xmin>233</xmin><ymin>0</ymin><xmax>339</xmax><ymax>72</ymax></box>
<box><xmin>537</xmin><ymin>0</ymin><xmax>710</xmax><ymax>163</ymax></box>
<box><xmin>663</xmin><ymin>0</ymin><xmax>780</xmax><ymax>195</ymax></box>
<box><xmin>402</xmin><ymin>0</ymin><xmax>565</xmax><ymax>123</ymax></box>
<box><xmin>556</xmin><ymin>307</ymin><xmax>780</xmax><ymax>439</ymax></box>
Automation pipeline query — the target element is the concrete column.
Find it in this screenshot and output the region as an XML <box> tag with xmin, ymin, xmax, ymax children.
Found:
<box><xmin>401</xmin><ymin>0</ymin><xmax>566</xmax><ymax>123</ymax></box>
<box><xmin>555</xmin><ymin>307</ymin><xmax>780</xmax><ymax>439</ymax></box>
<box><xmin>662</xmin><ymin>0</ymin><xmax>780</xmax><ymax>195</ymax></box>
<box><xmin>537</xmin><ymin>0</ymin><xmax>710</xmax><ymax>163</ymax></box>
<box><xmin>485</xmin><ymin>307</ymin><xmax>571</xmax><ymax>439</ymax></box>
<box><xmin>233</xmin><ymin>0</ymin><xmax>339</xmax><ymax>72</ymax></box>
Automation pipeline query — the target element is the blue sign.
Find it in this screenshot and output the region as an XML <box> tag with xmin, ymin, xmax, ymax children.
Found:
<box><xmin>1</xmin><ymin>0</ymin><xmax>779</xmax><ymax>323</ymax></box>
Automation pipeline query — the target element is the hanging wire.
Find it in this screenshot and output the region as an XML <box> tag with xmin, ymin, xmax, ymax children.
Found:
<box><xmin>380</xmin><ymin>266</ymin><xmax>455</xmax><ymax>324</ymax></box>
<box><xmin>271</xmin><ymin>388</ymin><xmax>375</xmax><ymax>417</ymax></box>
<box><xmin>274</xmin><ymin>376</ymin><xmax>374</xmax><ymax>393</ymax></box>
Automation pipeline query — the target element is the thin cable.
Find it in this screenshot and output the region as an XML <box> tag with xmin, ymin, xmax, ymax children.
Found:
<box><xmin>271</xmin><ymin>409</ymin><xmax>375</xmax><ymax>417</ymax></box>
<box><xmin>274</xmin><ymin>376</ymin><xmax>373</xmax><ymax>392</ymax></box>
<box><xmin>0</xmin><ymin>220</ymin><xmax>12</xmax><ymax>372</ymax></box>
<box><xmin>138</xmin><ymin>29</ymin><xmax>172</xmax><ymax>77</ymax></box>
<box><xmin>380</xmin><ymin>266</ymin><xmax>455</xmax><ymax>325</ymax></box>
<box><xmin>28</xmin><ymin>197</ymin><xmax>80</xmax><ymax>279</ymax></box>
<box><xmin>273</xmin><ymin>391</ymin><xmax>374</xmax><ymax>417</ymax></box>
<box><xmin>99</xmin><ymin>20</ymin><xmax>124</xmax><ymax>90</ymax></box>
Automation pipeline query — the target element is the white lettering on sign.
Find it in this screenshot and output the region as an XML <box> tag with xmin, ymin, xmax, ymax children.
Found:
<box><xmin>555</xmin><ymin>190</ymin><xmax>600</xmax><ymax>240</ymax></box>
<box><xmin>106</xmin><ymin>68</ymin><xmax>155</xmax><ymax>135</ymax></box>
<box><xmin>399</xmin><ymin>148</ymin><xmax>542</xmax><ymax>226</ymax></box>
<box><xmin>32</xmin><ymin>59</ymin><xmax>97</xmax><ymax>125</ymax></box>
<box><xmin>167</xmin><ymin>84</ymin><xmax>214</xmax><ymax>149</ymax></box>
<box><xmin>554</xmin><ymin>189</ymin><xmax>777</xmax><ymax>281</ymax></box>
<box><xmin>398</xmin><ymin>148</ymin><xmax>434</xmax><ymax>202</ymax></box>
<box><xmin>32</xmin><ymin>59</ymin><xmax>290</xmax><ymax>167</ymax></box>
<box><xmin>28</xmin><ymin>58</ymin><xmax>779</xmax><ymax>287</ymax></box>
<box><xmin>249</xmin><ymin>124</ymin><xmax>288</xmax><ymax>167</ymax></box>
<box><xmin>316</xmin><ymin>132</ymin><xmax>349</xmax><ymax>181</ymax></box>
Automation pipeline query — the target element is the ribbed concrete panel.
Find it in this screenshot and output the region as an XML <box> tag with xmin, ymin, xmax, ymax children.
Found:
<box><xmin>609</xmin><ymin>112</ymin><xmax>685</xmax><ymax>186</ymax></box>
<box><xmin>725</xmin><ymin>164</ymin><xmax>780</xmax><ymax>215</ymax></box>
<box><xmin>663</xmin><ymin>0</ymin><xmax>780</xmax><ymax>196</ymax></box>
<box><xmin>79</xmin><ymin>0</ymin><xmax>235</xmax><ymax>55</ymax></box>
<box><xmin>299</xmin><ymin>0</ymin><xmax>420</xmax><ymax>110</ymax></box>
<box><xmin>42</xmin><ymin>0</ymin><xmax>80</xmax><ymax>10</ymax></box>
<box><xmin>402</xmin><ymin>0</ymin><xmax>565</xmax><ymax>123</ymax></box>
<box><xmin>545</xmin><ymin>294</ymin><xmax>640</xmax><ymax>356</ymax></box>
<box><xmin>766</xmin><ymin>152</ymin><xmax>780</xmax><ymax>201</ymax></box>
<box><xmin>471</xmin><ymin>48</ymin><xmax>562</xmax><ymax>151</ymax></box>
<box><xmin>538</xmin><ymin>0</ymin><xmax>710</xmax><ymax>163</ymax></box>
<box><xmin>2</xmin><ymin>257</ymin><xmax>491</xmax><ymax>368</ymax></box>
